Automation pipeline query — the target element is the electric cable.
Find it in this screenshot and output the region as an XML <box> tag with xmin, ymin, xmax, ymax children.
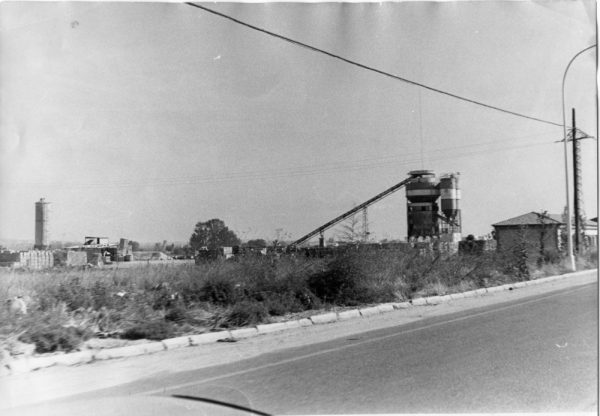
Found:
<box><xmin>185</xmin><ymin>2</ymin><xmax>565</xmax><ymax>128</ymax></box>
<box><xmin>4</xmin><ymin>137</ymin><xmax>556</xmax><ymax>190</ymax></box>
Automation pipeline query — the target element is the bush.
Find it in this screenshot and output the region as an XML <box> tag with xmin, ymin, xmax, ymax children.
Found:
<box><xmin>307</xmin><ymin>252</ymin><xmax>396</xmax><ymax>305</ymax></box>
<box><xmin>200</xmin><ymin>274</ymin><xmax>238</xmax><ymax>305</ymax></box>
<box><xmin>121</xmin><ymin>319</ymin><xmax>175</xmax><ymax>340</ymax></box>
<box><xmin>19</xmin><ymin>323</ymin><xmax>93</xmax><ymax>353</ymax></box>
<box><xmin>261</xmin><ymin>292</ymin><xmax>310</xmax><ymax>315</ymax></box>
<box><xmin>90</xmin><ymin>280</ymin><xmax>113</xmax><ymax>310</ymax></box>
<box><xmin>164</xmin><ymin>305</ymin><xmax>188</xmax><ymax>323</ymax></box>
<box><xmin>224</xmin><ymin>301</ymin><xmax>268</xmax><ymax>327</ymax></box>
<box><xmin>5</xmin><ymin>243</ymin><xmax>596</xmax><ymax>354</ymax></box>
<box><xmin>54</xmin><ymin>277</ymin><xmax>89</xmax><ymax>311</ymax></box>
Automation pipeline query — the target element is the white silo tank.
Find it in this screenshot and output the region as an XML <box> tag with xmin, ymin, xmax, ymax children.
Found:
<box><xmin>34</xmin><ymin>198</ymin><xmax>50</xmax><ymax>249</ymax></box>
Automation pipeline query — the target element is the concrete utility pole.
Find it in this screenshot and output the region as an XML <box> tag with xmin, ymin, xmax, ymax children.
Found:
<box><xmin>560</xmin><ymin>44</ymin><xmax>596</xmax><ymax>271</ymax></box>
<box><xmin>570</xmin><ymin>108</ymin><xmax>594</xmax><ymax>253</ymax></box>
<box><xmin>572</xmin><ymin>108</ymin><xmax>581</xmax><ymax>253</ymax></box>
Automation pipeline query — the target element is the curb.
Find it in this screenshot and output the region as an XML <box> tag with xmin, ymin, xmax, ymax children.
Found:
<box><xmin>162</xmin><ymin>336</ymin><xmax>191</xmax><ymax>350</ymax></box>
<box><xmin>230</xmin><ymin>327</ymin><xmax>259</xmax><ymax>339</ymax></box>
<box><xmin>377</xmin><ymin>304</ymin><xmax>395</xmax><ymax>313</ymax></box>
<box><xmin>358</xmin><ymin>306</ymin><xmax>380</xmax><ymax>317</ymax></box>
<box><xmin>190</xmin><ymin>331</ymin><xmax>232</xmax><ymax>346</ymax></box>
<box><xmin>257</xmin><ymin>322</ymin><xmax>288</xmax><ymax>334</ymax></box>
<box><xmin>338</xmin><ymin>309</ymin><xmax>361</xmax><ymax>321</ymax></box>
<box><xmin>310</xmin><ymin>312</ymin><xmax>337</xmax><ymax>324</ymax></box>
<box><xmin>4</xmin><ymin>268</ymin><xmax>596</xmax><ymax>376</ymax></box>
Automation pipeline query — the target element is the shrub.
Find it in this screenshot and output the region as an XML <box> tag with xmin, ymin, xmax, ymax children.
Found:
<box><xmin>12</xmin><ymin>302</ymin><xmax>94</xmax><ymax>353</ymax></box>
<box><xmin>224</xmin><ymin>301</ymin><xmax>268</xmax><ymax>327</ymax></box>
<box><xmin>261</xmin><ymin>292</ymin><xmax>309</xmax><ymax>315</ymax></box>
<box><xmin>121</xmin><ymin>319</ymin><xmax>175</xmax><ymax>340</ymax></box>
<box><xmin>90</xmin><ymin>280</ymin><xmax>113</xmax><ymax>310</ymax></box>
<box><xmin>200</xmin><ymin>274</ymin><xmax>238</xmax><ymax>305</ymax></box>
<box><xmin>54</xmin><ymin>277</ymin><xmax>89</xmax><ymax>311</ymax></box>
<box><xmin>164</xmin><ymin>305</ymin><xmax>188</xmax><ymax>323</ymax></box>
<box><xmin>307</xmin><ymin>252</ymin><xmax>396</xmax><ymax>305</ymax></box>
<box><xmin>19</xmin><ymin>324</ymin><xmax>93</xmax><ymax>353</ymax></box>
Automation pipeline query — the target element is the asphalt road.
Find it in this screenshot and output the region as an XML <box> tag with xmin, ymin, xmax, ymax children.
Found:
<box><xmin>45</xmin><ymin>281</ymin><xmax>597</xmax><ymax>414</ymax></box>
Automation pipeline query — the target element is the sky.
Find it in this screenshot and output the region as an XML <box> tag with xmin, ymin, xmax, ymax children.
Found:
<box><xmin>0</xmin><ymin>1</ymin><xmax>597</xmax><ymax>246</ymax></box>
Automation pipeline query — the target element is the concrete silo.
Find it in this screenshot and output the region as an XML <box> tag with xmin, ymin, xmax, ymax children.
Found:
<box><xmin>405</xmin><ymin>171</ymin><xmax>462</xmax><ymax>242</ymax></box>
<box><xmin>406</xmin><ymin>170</ymin><xmax>440</xmax><ymax>239</ymax></box>
<box><xmin>34</xmin><ymin>198</ymin><xmax>50</xmax><ymax>250</ymax></box>
<box><xmin>438</xmin><ymin>173</ymin><xmax>462</xmax><ymax>242</ymax></box>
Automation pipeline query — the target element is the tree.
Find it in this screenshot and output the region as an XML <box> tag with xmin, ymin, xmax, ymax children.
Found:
<box><xmin>337</xmin><ymin>213</ymin><xmax>361</xmax><ymax>243</ymax></box>
<box><xmin>130</xmin><ymin>241</ymin><xmax>140</xmax><ymax>251</ymax></box>
<box><xmin>190</xmin><ymin>219</ymin><xmax>241</xmax><ymax>250</ymax></box>
<box><xmin>513</xmin><ymin>225</ymin><xmax>530</xmax><ymax>280</ymax></box>
<box><xmin>246</xmin><ymin>239</ymin><xmax>267</xmax><ymax>248</ymax></box>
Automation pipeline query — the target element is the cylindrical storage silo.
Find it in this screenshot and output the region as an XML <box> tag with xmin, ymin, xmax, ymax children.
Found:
<box><xmin>34</xmin><ymin>198</ymin><xmax>49</xmax><ymax>250</ymax></box>
<box><xmin>439</xmin><ymin>174</ymin><xmax>460</xmax><ymax>220</ymax></box>
<box><xmin>405</xmin><ymin>170</ymin><xmax>439</xmax><ymax>203</ymax></box>
<box><xmin>406</xmin><ymin>170</ymin><xmax>440</xmax><ymax>239</ymax></box>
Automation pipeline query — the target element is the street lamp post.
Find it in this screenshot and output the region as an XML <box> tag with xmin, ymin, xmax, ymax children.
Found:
<box><xmin>561</xmin><ymin>44</ymin><xmax>596</xmax><ymax>272</ymax></box>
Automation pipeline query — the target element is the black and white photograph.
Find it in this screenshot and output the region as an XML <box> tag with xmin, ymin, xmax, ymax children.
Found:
<box><xmin>0</xmin><ymin>1</ymin><xmax>597</xmax><ymax>414</ymax></box>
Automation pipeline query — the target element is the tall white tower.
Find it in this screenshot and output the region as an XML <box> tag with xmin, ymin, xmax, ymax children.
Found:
<box><xmin>34</xmin><ymin>198</ymin><xmax>50</xmax><ymax>249</ymax></box>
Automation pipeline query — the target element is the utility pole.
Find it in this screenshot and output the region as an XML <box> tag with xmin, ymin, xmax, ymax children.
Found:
<box><xmin>572</xmin><ymin>108</ymin><xmax>582</xmax><ymax>253</ymax></box>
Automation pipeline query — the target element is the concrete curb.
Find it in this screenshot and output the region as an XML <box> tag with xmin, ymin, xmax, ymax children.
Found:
<box><xmin>309</xmin><ymin>312</ymin><xmax>337</xmax><ymax>324</ymax></box>
<box><xmin>190</xmin><ymin>331</ymin><xmax>232</xmax><ymax>346</ymax></box>
<box><xmin>284</xmin><ymin>320</ymin><xmax>302</xmax><ymax>330</ymax></box>
<box><xmin>53</xmin><ymin>350</ymin><xmax>94</xmax><ymax>366</ymax></box>
<box><xmin>4</xmin><ymin>268</ymin><xmax>596</xmax><ymax>376</ymax></box>
<box><xmin>377</xmin><ymin>304</ymin><xmax>395</xmax><ymax>313</ymax></box>
<box><xmin>256</xmin><ymin>322</ymin><xmax>288</xmax><ymax>334</ymax></box>
<box><xmin>411</xmin><ymin>297</ymin><xmax>427</xmax><ymax>306</ymax></box>
<box><xmin>94</xmin><ymin>342</ymin><xmax>165</xmax><ymax>360</ymax></box>
<box><xmin>338</xmin><ymin>309</ymin><xmax>361</xmax><ymax>321</ymax></box>
<box><xmin>425</xmin><ymin>295</ymin><xmax>443</xmax><ymax>305</ymax></box>
<box><xmin>230</xmin><ymin>328</ymin><xmax>259</xmax><ymax>339</ymax></box>
<box><xmin>358</xmin><ymin>306</ymin><xmax>380</xmax><ymax>317</ymax></box>
<box><xmin>162</xmin><ymin>336</ymin><xmax>191</xmax><ymax>350</ymax></box>
<box><xmin>297</xmin><ymin>318</ymin><xmax>314</xmax><ymax>327</ymax></box>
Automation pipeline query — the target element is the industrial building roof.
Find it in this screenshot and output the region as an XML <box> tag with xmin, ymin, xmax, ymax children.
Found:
<box><xmin>492</xmin><ymin>212</ymin><xmax>564</xmax><ymax>227</ymax></box>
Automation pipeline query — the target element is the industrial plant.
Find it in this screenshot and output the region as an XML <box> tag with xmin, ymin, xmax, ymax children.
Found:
<box><xmin>0</xmin><ymin>198</ymin><xmax>135</xmax><ymax>269</ymax></box>
<box><xmin>10</xmin><ymin>167</ymin><xmax>597</xmax><ymax>268</ymax></box>
<box><xmin>0</xmin><ymin>171</ymin><xmax>473</xmax><ymax>268</ymax></box>
<box><xmin>405</xmin><ymin>170</ymin><xmax>461</xmax><ymax>242</ymax></box>
<box><xmin>288</xmin><ymin>170</ymin><xmax>463</xmax><ymax>252</ymax></box>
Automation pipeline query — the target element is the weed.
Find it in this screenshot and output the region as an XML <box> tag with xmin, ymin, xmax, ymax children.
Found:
<box><xmin>308</xmin><ymin>252</ymin><xmax>396</xmax><ymax>305</ymax></box>
<box><xmin>1</xmin><ymin>245</ymin><xmax>596</xmax><ymax>354</ymax></box>
<box><xmin>224</xmin><ymin>301</ymin><xmax>268</xmax><ymax>327</ymax></box>
<box><xmin>121</xmin><ymin>320</ymin><xmax>175</xmax><ymax>341</ymax></box>
<box><xmin>19</xmin><ymin>324</ymin><xmax>92</xmax><ymax>353</ymax></box>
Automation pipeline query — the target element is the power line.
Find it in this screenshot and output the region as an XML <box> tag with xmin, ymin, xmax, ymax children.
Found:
<box><xmin>185</xmin><ymin>2</ymin><xmax>564</xmax><ymax>128</ymax></box>
<box><xmin>3</xmin><ymin>136</ymin><xmax>556</xmax><ymax>190</ymax></box>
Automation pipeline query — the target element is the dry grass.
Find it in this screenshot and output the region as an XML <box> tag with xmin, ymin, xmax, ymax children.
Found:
<box><xmin>1</xmin><ymin>247</ymin><xmax>596</xmax><ymax>354</ymax></box>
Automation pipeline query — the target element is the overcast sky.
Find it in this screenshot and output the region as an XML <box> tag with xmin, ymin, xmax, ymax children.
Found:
<box><xmin>0</xmin><ymin>1</ymin><xmax>597</xmax><ymax>246</ymax></box>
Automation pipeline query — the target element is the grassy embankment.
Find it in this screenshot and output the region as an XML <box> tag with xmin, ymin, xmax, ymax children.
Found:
<box><xmin>1</xmin><ymin>247</ymin><xmax>596</xmax><ymax>354</ymax></box>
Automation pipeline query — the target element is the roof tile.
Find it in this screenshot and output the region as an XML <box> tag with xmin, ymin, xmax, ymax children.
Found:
<box><xmin>492</xmin><ymin>212</ymin><xmax>564</xmax><ymax>227</ymax></box>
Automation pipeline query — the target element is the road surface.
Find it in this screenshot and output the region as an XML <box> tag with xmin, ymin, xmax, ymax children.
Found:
<box><xmin>7</xmin><ymin>278</ymin><xmax>596</xmax><ymax>415</ymax></box>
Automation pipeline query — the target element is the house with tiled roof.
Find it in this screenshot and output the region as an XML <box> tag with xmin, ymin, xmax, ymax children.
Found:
<box><xmin>492</xmin><ymin>212</ymin><xmax>564</xmax><ymax>256</ymax></box>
